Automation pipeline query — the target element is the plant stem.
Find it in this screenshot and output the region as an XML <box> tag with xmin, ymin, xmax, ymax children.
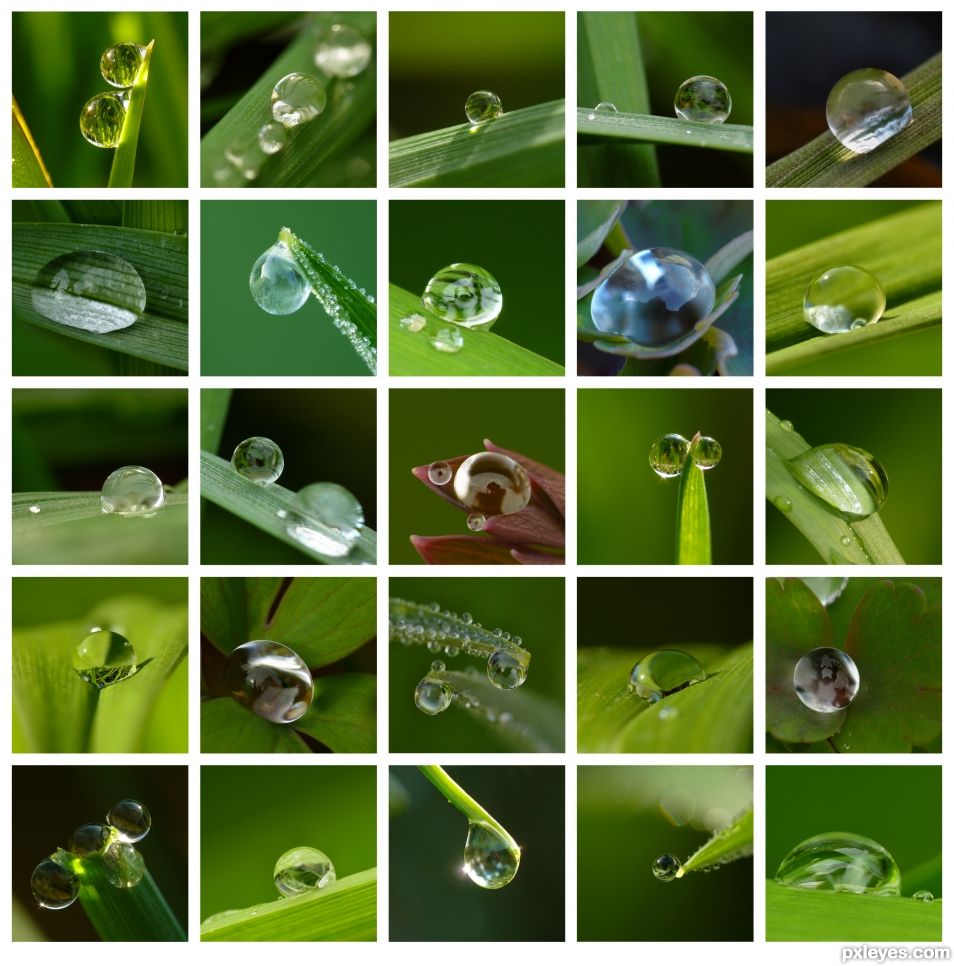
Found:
<box><xmin>417</xmin><ymin>766</ymin><xmax>518</xmax><ymax>849</ymax></box>
<box><xmin>79</xmin><ymin>686</ymin><xmax>100</xmax><ymax>753</ymax></box>
<box><xmin>109</xmin><ymin>40</ymin><xmax>154</xmax><ymax>189</ymax></box>
<box><xmin>674</xmin><ymin>436</ymin><xmax>712</xmax><ymax>565</ymax></box>
<box><xmin>679</xmin><ymin>807</ymin><xmax>753</xmax><ymax>877</ymax></box>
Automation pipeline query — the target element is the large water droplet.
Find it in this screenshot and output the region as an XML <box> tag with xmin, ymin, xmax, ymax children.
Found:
<box><xmin>487</xmin><ymin>651</ymin><xmax>528</xmax><ymax>689</ymax></box>
<box><xmin>465</xmin><ymin>91</ymin><xmax>502</xmax><ymax>125</ymax></box>
<box><xmin>787</xmin><ymin>443</ymin><xmax>888</xmax><ymax>520</ymax></box>
<box><xmin>826</xmin><ymin>68</ymin><xmax>912</xmax><ymax>153</ymax></box>
<box><xmin>649</xmin><ymin>433</ymin><xmax>690</xmax><ymax>478</ymax></box>
<box><xmin>775</xmin><ymin>833</ymin><xmax>900</xmax><ymax>894</ymax></box>
<box><xmin>224</xmin><ymin>640</ymin><xmax>314</xmax><ymax>723</ymax></box>
<box><xmin>452</xmin><ymin>452</ymin><xmax>531</xmax><ymax>516</ymax></box>
<box><xmin>32</xmin><ymin>251</ymin><xmax>146</xmax><ymax>333</ymax></box>
<box><xmin>68</xmin><ymin>822</ymin><xmax>112</xmax><ymax>856</ymax></box>
<box><xmin>73</xmin><ymin>630</ymin><xmax>138</xmax><ymax>689</ymax></box>
<box><xmin>271</xmin><ymin>72</ymin><xmax>327</xmax><ymax>127</ymax></box>
<box><xmin>652</xmin><ymin>853</ymin><xmax>682</xmax><ymax>881</ymax></box>
<box><xmin>423</xmin><ymin>263</ymin><xmax>502</xmax><ymax>330</ymax></box>
<box><xmin>80</xmin><ymin>91</ymin><xmax>128</xmax><ymax>148</ymax></box>
<box><xmin>107</xmin><ymin>800</ymin><xmax>151</xmax><ymax>843</ymax></box>
<box><xmin>793</xmin><ymin>646</ymin><xmax>860</xmax><ymax>712</ymax></box>
<box><xmin>249</xmin><ymin>240</ymin><xmax>310</xmax><ymax>316</ymax></box>
<box><xmin>674</xmin><ymin>75</ymin><xmax>732</xmax><ymax>123</ymax></box>
<box><xmin>414</xmin><ymin>677</ymin><xmax>453</xmax><ymax>715</ymax></box>
<box><xmin>274</xmin><ymin>847</ymin><xmax>336</xmax><ymax>896</ymax></box>
<box><xmin>101</xmin><ymin>465</ymin><xmax>166</xmax><ymax>517</ymax></box>
<box><xmin>284</xmin><ymin>483</ymin><xmax>364</xmax><ymax>557</ymax></box>
<box><xmin>313</xmin><ymin>23</ymin><xmax>372</xmax><ymax>78</ymax></box>
<box><xmin>231</xmin><ymin>436</ymin><xmax>284</xmax><ymax>484</ymax></box>
<box><xmin>100</xmin><ymin>42</ymin><xmax>145</xmax><ymax>87</ymax></box>
<box><xmin>464</xmin><ymin>822</ymin><xmax>520</xmax><ymax>889</ymax></box>
<box><xmin>31</xmin><ymin>855</ymin><xmax>79</xmax><ymax>910</ymax></box>
<box><xmin>629</xmin><ymin>649</ymin><xmax>708</xmax><ymax>703</ymax></box>
<box><xmin>103</xmin><ymin>841</ymin><xmax>145</xmax><ymax>888</ymax></box>
<box><xmin>803</xmin><ymin>266</ymin><xmax>886</xmax><ymax>334</ymax></box>
<box><xmin>691</xmin><ymin>435</ymin><xmax>722</xmax><ymax>470</ymax></box>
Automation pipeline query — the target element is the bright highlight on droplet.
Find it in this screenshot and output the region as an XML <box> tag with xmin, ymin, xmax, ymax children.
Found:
<box><xmin>313</xmin><ymin>23</ymin><xmax>372</xmax><ymax>78</ymax></box>
<box><xmin>31</xmin><ymin>855</ymin><xmax>79</xmax><ymax>910</ymax></box>
<box><xmin>73</xmin><ymin>630</ymin><xmax>139</xmax><ymax>689</ymax></box>
<box><xmin>652</xmin><ymin>853</ymin><xmax>682</xmax><ymax>881</ymax></box>
<box><xmin>453</xmin><ymin>452</ymin><xmax>531</xmax><ymax>516</ymax></box>
<box><xmin>249</xmin><ymin>240</ymin><xmax>311</xmax><ymax>315</ymax></box>
<box><xmin>826</xmin><ymin>68</ymin><xmax>912</xmax><ymax>153</ymax></box>
<box><xmin>464</xmin><ymin>822</ymin><xmax>520</xmax><ymax>889</ymax></box>
<box><xmin>107</xmin><ymin>800</ymin><xmax>151</xmax><ymax>843</ymax></box>
<box><xmin>271</xmin><ymin>72</ymin><xmax>327</xmax><ymax>128</ymax></box>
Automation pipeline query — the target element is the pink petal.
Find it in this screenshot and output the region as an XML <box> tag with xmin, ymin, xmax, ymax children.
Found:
<box><xmin>485</xmin><ymin>503</ymin><xmax>564</xmax><ymax>549</ymax></box>
<box><xmin>410</xmin><ymin>534</ymin><xmax>522</xmax><ymax>566</ymax></box>
<box><xmin>511</xmin><ymin>548</ymin><xmax>565</xmax><ymax>565</ymax></box>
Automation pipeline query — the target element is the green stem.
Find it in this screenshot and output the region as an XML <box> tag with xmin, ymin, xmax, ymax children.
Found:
<box><xmin>679</xmin><ymin>808</ymin><xmax>753</xmax><ymax>877</ymax></box>
<box><xmin>674</xmin><ymin>436</ymin><xmax>711</xmax><ymax>565</ymax></box>
<box><xmin>79</xmin><ymin>686</ymin><xmax>100</xmax><ymax>753</ymax></box>
<box><xmin>109</xmin><ymin>40</ymin><xmax>154</xmax><ymax>189</ymax></box>
<box><xmin>417</xmin><ymin>766</ymin><xmax>518</xmax><ymax>849</ymax></box>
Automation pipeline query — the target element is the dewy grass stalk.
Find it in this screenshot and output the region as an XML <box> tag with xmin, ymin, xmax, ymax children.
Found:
<box><xmin>109</xmin><ymin>40</ymin><xmax>154</xmax><ymax>189</ymax></box>
<box><xmin>79</xmin><ymin>860</ymin><xmax>185</xmax><ymax>941</ymax></box>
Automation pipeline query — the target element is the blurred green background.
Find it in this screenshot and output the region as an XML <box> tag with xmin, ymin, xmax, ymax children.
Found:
<box><xmin>766</xmin><ymin>766</ymin><xmax>941</xmax><ymax>897</ymax></box>
<box><xmin>766</xmin><ymin>389</ymin><xmax>941</xmax><ymax>564</ymax></box>
<box><xmin>13</xmin><ymin>12</ymin><xmax>188</xmax><ymax>187</ymax></box>
<box><xmin>389</xmin><ymin>12</ymin><xmax>565</xmax><ymax>138</ymax></box>
<box><xmin>767</xmin><ymin>201</ymin><xmax>941</xmax><ymax>376</ymax></box>
<box><xmin>12</xmin><ymin>765</ymin><xmax>187</xmax><ymax>941</ymax></box>
<box><xmin>389</xmin><ymin>577</ymin><xmax>564</xmax><ymax>752</ymax></box>
<box><xmin>389</xmin><ymin>389</ymin><xmax>564</xmax><ymax>563</ymax></box>
<box><xmin>390</xmin><ymin>766</ymin><xmax>564</xmax><ymax>940</ymax></box>
<box><xmin>201</xmin><ymin>766</ymin><xmax>375</xmax><ymax>920</ymax></box>
<box><xmin>578</xmin><ymin>389</ymin><xmax>753</xmax><ymax>563</ymax></box>
<box><xmin>390</xmin><ymin>201</ymin><xmax>564</xmax><ymax>365</ymax></box>
<box><xmin>202</xmin><ymin>389</ymin><xmax>376</xmax><ymax>563</ymax></box>
<box><xmin>578</xmin><ymin>766</ymin><xmax>753</xmax><ymax>940</ymax></box>
<box><xmin>201</xmin><ymin>201</ymin><xmax>375</xmax><ymax>376</ymax></box>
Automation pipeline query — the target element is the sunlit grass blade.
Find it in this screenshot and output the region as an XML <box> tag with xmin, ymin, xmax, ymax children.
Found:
<box><xmin>389</xmin><ymin>101</ymin><xmax>565</xmax><ymax>187</ymax></box>
<box><xmin>679</xmin><ymin>808</ymin><xmax>753</xmax><ymax>876</ymax></box>
<box><xmin>766</xmin><ymin>53</ymin><xmax>941</xmax><ymax>188</ymax></box>
<box><xmin>201</xmin><ymin>389</ymin><xmax>233</xmax><ymax>453</ymax></box>
<box><xmin>418</xmin><ymin>766</ymin><xmax>518</xmax><ymax>851</ymax></box>
<box><xmin>109</xmin><ymin>40</ymin><xmax>154</xmax><ymax>189</ymax></box>
<box><xmin>578</xmin><ymin>109</ymin><xmax>754</xmax><ymax>153</ymax></box>
<box><xmin>675</xmin><ymin>457</ymin><xmax>711</xmax><ymax>565</ymax></box>
<box><xmin>12</xmin><ymin>97</ymin><xmax>53</xmax><ymax>187</ymax></box>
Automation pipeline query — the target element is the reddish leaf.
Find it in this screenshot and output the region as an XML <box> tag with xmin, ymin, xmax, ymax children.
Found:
<box><xmin>510</xmin><ymin>547</ymin><xmax>564</xmax><ymax>565</ymax></box>
<box><xmin>410</xmin><ymin>534</ymin><xmax>521</xmax><ymax>566</ymax></box>
<box><xmin>486</xmin><ymin>503</ymin><xmax>564</xmax><ymax>548</ymax></box>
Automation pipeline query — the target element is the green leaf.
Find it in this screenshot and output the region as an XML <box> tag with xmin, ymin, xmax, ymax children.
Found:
<box><xmin>705</xmin><ymin>230</ymin><xmax>754</xmax><ymax>285</ymax></box>
<box><xmin>577</xmin><ymin>643</ymin><xmax>752</xmax><ymax>753</ymax></box>
<box><xmin>109</xmin><ymin>40</ymin><xmax>155</xmax><ymax>189</ymax></box>
<box><xmin>389</xmin><ymin>284</ymin><xmax>564</xmax><ymax>376</ymax></box>
<box><xmin>12</xmin><ymin>97</ymin><xmax>52</xmax><ymax>187</ymax></box>
<box><xmin>122</xmin><ymin>199</ymin><xmax>187</xmax><ymax>234</ymax></box>
<box><xmin>200</xmin><ymin>451</ymin><xmax>376</xmax><ymax>565</ymax></box>
<box><xmin>675</xmin><ymin>456</ymin><xmax>711</xmax><ymax>565</ymax></box>
<box><xmin>295</xmin><ymin>674</ymin><xmax>377</xmax><ymax>753</ymax></box>
<box><xmin>766</xmin><ymin>881</ymin><xmax>942</xmax><ymax>942</ymax></box>
<box><xmin>578</xmin><ymin>109</ymin><xmax>754</xmax><ymax>153</ymax></box>
<box><xmin>201</xmin><ymin>868</ymin><xmax>376</xmax><ymax>941</ymax></box>
<box><xmin>576</xmin><ymin>200</ymin><xmax>627</xmax><ymax>267</ymax></box>
<box><xmin>681</xmin><ymin>808</ymin><xmax>753</xmax><ymax>875</ymax></box>
<box><xmin>200</xmin><ymin>389</ymin><xmax>232</xmax><ymax>453</ymax></box>
<box><xmin>201</xmin><ymin>699</ymin><xmax>310</xmax><ymax>753</ymax></box>
<box><xmin>388</xmin><ymin>100</ymin><xmax>565</xmax><ymax>188</ymax></box>
<box><xmin>766</xmin><ymin>53</ymin><xmax>941</xmax><ymax>188</ymax></box>
<box><xmin>13</xmin><ymin>221</ymin><xmax>188</xmax><ymax>371</ymax></box>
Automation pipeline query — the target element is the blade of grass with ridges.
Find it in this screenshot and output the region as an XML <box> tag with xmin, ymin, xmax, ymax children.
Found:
<box><xmin>109</xmin><ymin>40</ymin><xmax>155</xmax><ymax>189</ymax></box>
<box><xmin>12</xmin><ymin>97</ymin><xmax>53</xmax><ymax>187</ymax></box>
<box><xmin>675</xmin><ymin>458</ymin><xmax>711</xmax><ymax>565</ymax></box>
<box><xmin>578</xmin><ymin>109</ymin><xmax>753</xmax><ymax>153</ymax></box>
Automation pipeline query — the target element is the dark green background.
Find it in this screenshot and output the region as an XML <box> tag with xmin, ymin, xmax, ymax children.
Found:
<box><xmin>578</xmin><ymin>388</ymin><xmax>753</xmax><ymax>564</ymax></box>
<box><xmin>766</xmin><ymin>388</ymin><xmax>941</xmax><ymax>564</ymax></box>
<box><xmin>201</xmin><ymin>201</ymin><xmax>375</xmax><ymax>376</ymax></box>
<box><xmin>13</xmin><ymin>12</ymin><xmax>188</xmax><ymax>187</ymax></box>
<box><xmin>390</xmin><ymin>200</ymin><xmax>564</xmax><ymax>364</ymax></box>
<box><xmin>388</xmin><ymin>389</ymin><xmax>565</xmax><ymax>564</ymax></box>
<box><xmin>389</xmin><ymin>577</ymin><xmax>564</xmax><ymax>752</ymax></box>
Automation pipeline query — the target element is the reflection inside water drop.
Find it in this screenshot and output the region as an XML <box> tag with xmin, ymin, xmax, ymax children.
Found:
<box><xmin>775</xmin><ymin>832</ymin><xmax>900</xmax><ymax>895</ymax></box>
<box><xmin>464</xmin><ymin>822</ymin><xmax>520</xmax><ymax>889</ymax></box>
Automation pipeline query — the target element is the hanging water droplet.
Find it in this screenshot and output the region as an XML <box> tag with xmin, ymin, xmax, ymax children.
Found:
<box><xmin>313</xmin><ymin>23</ymin><xmax>372</xmax><ymax>78</ymax></box>
<box><xmin>466</xmin><ymin>512</ymin><xmax>486</xmax><ymax>532</ymax></box>
<box><xmin>674</xmin><ymin>75</ymin><xmax>732</xmax><ymax>123</ymax></box>
<box><xmin>787</xmin><ymin>443</ymin><xmax>888</xmax><ymax>520</ymax></box>
<box><xmin>487</xmin><ymin>651</ymin><xmax>528</xmax><ymax>689</ymax></box>
<box><xmin>649</xmin><ymin>433</ymin><xmax>690</xmax><ymax>478</ymax></box>
<box><xmin>101</xmin><ymin>465</ymin><xmax>165</xmax><ymax>517</ymax></box>
<box><xmin>801</xmin><ymin>577</ymin><xmax>849</xmax><ymax>607</ymax></box>
<box><xmin>691</xmin><ymin>435</ymin><xmax>722</xmax><ymax>470</ymax></box>
<box><xmin>465</xmin><ymin>90</ymin><xmax>503</xmax><ymax>125</ymax></box>
<box><xmin>652</xmin><ymin>853</ymin><xmax>682</xmax><ymax>881</ymax></box>
<box><xmin>775</xmin><ymin>833</ymin><xmax>900</xmax><ymax>894</ymax></box>
<box><xmin>423</xmin><ymin>264</ymin><xmax>502</xmax><ymax>330</ymax></box>
<box><xmin>464</xmin><ymin>822</ymin><xmax>520</xmax><ymax>889</ymax></box>
<box><xmin>453</xmin><ymin>452</ymin><xmax>531</xmax><ymax>516</ymax></box>
<box><xmin>271</xmin><ymin>72</ymin><xmax>327</xmax><ymax>127</ymax></box>
<box><xmin>629</xmin><ymin>649</ymin><xmax>708</xmax><ymax>703</ymax></box>
<box><xmin>773</xmin><ymin>496</ymin><xmax>793</xmax><ymax>513</ymax></box>
<box><xmin>249</xmin><ymin>240</ymin><xmax>310</xmax><ymax>315</ymax></box>
<box><xmin>427</xmin><ymin>461</ymin><xmax>452</xmax><ymax>485</ymax></box>
<box><xmin>231</xmin><ymin>436</ymin><xmax>284</xmax><ymax>484</ymax></box>
<box><xmin>32</xmin><ymin>250</ymin><xmax>147</xmax><ymax>333</ymax></box>
<box><xmin>912</xmin><ymin>890</ymin><xmax>934</xmax><ymax>903</ymax></box>
<box><xmin>400</xmin><ymin>313</ymin><xmax>427</xmax><ymax>333</ymax></box>
<box><xmin>32</xmin><ymin>854</ymin><xmax>79</xmax><ymax>910</ymax></box>
<box><xmin>73</xmin><ymin>630</ymin><xmax>138</xmax><ymax>689</ymax></box>
<box><xmin>258</xmin><ymin>121</ymin><xmax>288</xmax><ymax>155</ymax></box>
<box><xmin>414</xmin><ymin>677</ymin><xmax>453</xmax><ymax>715</ymax></box>
<box><xmin>793</xmin><ymin>647</ymin><xmax>860</xmax><ymax>712</ymax></box>
<box><xmin>803</xmin><ymin>266</ymin><xmax>886</xmax><ymax>334</ymax></box>
<box><xmin>79</xmin><ymin>91</ymin><xmax>128</xmax><ymax>148</ymax></box>
<box><xmin>100</xmin><ymin>42</ymin><xmax>145</xmax><ymax>87</ymax></box>
<box><xmin>826</xmin><ymin>68</ymin><xmax>912</xmax><ymax>153</ymax></box>
<box><xmin>430</xmin><ymin>325</ymin><xmax>464</xmax><ymax>353</ymax></box>
<box><xmin>107</xmin><ymin>800</ymin><xmax>151</xmax><ymax>843</ymax></box>
<box><xmin>284</xmin><ymin>482</ymin><xmax>364</xmax><ymax>556</ymax></box>
<box><xmin>224</xmin><ymin>640</ymin><xmax>314</xmax><ymax>723</ymax></box>
<box><xmin>274</xmin><ymin>847</ymin><xmax>336</xmax><ymax>896</ymax></box>
<box><xmin>68</xmin><ymin>822</ymin><xmax>111</xmax><ymax>856</ymax></box>
<box><xmin>103</xmin><ymin>841</ymin><xmax>145</xmax><ymax>888</ymax></box>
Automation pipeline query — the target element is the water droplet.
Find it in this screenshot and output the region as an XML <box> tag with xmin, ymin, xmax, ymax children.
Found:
<box><xmin>586</xmin><ymin>110</ymin><xmax>596</xmax><ymax>121</ymax></box>
<box><xmin>28</xmin><ymin>504</ymin><xmax>41</xmax><ymax>514</ymax></box>
<box><xmin>595</xmin><ymin>101</ymin><xmax>618</xmax><ymax>114</ymax></box>
<box><xmin>414</xmin><ymin>677</ymin><xmax>453</xmax><ymax>715</ymax></box>
<box><xmin>793</xmin><ymin>647</ymin><xmax>860</xmax><ymax>712</ymax></box>
<box><xmin>100</xmin><ymin>42</ymin><xmax>145</xmax><ymax>87</ymax></box>
<box><xmin>803</xmin><ymin>267</ymin><xmax>886</xmax><ymax>333</ymax></box>
<box><xmin>629</xmin><ymin>649</ymin><xmax>708</xmax><ymax>703</ymax></box>
<box><xmin>313</xmin><ymin>22</ymin><xmax>372</xmax><ymax>77</ymax></box>
<box><xmin>464</xmin><ymin>822</ymin><xmax>520</xmax><ymax>889</ymax></box>
<box><xmin>32</xmin><ymin>855</ymin><xmax>79</xmax><ymax>910</ymax></box>
<box><xmin>224</xmin><ymin>640</ymin><xmax>314</xmax><ymax>723</ymax></box>
<box><xmin>590</xmin><ymin>248</ymin><xmax>716</xmax><ymax>347</ymax></box>
<box><xmin>787</xmin><ymin>443</ymin><xmax>888</xmax><ymax>520</ymax></box>
<box><xmin>231</xmin><ymin>436</ymin><xmax>284</xmax><ymax>484</ymax></box>
<box><xmin>427</xmin><ymin>461</ymin><xmax>452</xmax><ymax>485</ymax></box>
<box><xmin>430</xmin><ymin>660</ymin><xmax>446</xmax><ymax>672</ymax></box>
<box><xmin>249</xmin><ymin>240</ymin><xmax>310</xmax><ymax>315</ymax></box>
<box><xmin>780</xmin><ymin>420</ymin><xmax>794</xmax><ymax>432</ymax></box>
<box><xmin>400</xmin><ymin>313</ymin><xmax>427</xmax><ymax>333</ymax></box>
<box><xmin>276</xmin><ymin>508</ymin><xmax>288</xmax><ymax>519</ymax></box>
<box><xmin>73</xmin><ymin>630</ymin><xmax>138</xmax><ymax>689</ymax></box>
<box><xmin>773</xmin><ymin>496</ymin><xmax>793</xmax><ymax>513</ymax></box>
<box><xmin>274</xmin><ymin>847</ymin><xmax>336</xmax><ymax>896</ymax></box>
<box><xmin>101</xmin><ymin>465</ymin><xmax>165</xmax><ymax>517</ymax></box>
<box><xmin>258</xmin><ymin>121</ymin><xmax>288</xmax><ymax>155</ymax></box>
<box><xmin>103</xmin><ymin>841</ymin><xmax>145</xmax><ymax>888</ymax></box>
<box><xmin>284</xmin><ymin>482</ymin><xmax>364</xmax><ymax>556</ymax></box>
<box><xmin>652</xmin><ymin>853</ymin><xmax>682</xmax><ymax>881</ymax></box>
<box><xmin>649</xmin><ymin>433</ymin><xmax>690</xmax><ymax>478</ymax></box>
<box><xmin>466</xmin><ymin>512</ymin><xmax>486</xmax><ymax>532</ymax></box>
<box><xmin>775</xmin><ymin>833</ymin><xmax>900</xmax><ymax>894</ymax></box>
<box><xmin>674</xmin><ymin>75</ymin><xmax>732</xmax><ymax>123</ymax></box>
<box><xmin>68</xmin><ymin>822</ymin><xmax>111</xmax><ymax>856</ymax></box>
<box><xmin>32</xmin><ymin>250</ymin><xmax>146</xmax><ymax>332</ymax></box>
<box><xmin>826</xmin><ymin>68</ymin><xmax>912</xmax><ymax>153</ymax></box>
<box><xmin>423</xmin><ymin>263</ymin><xmax>502</xmax><ymax>329</ymax></box>
<box><xmin>79</xmin><ymin>91</ymin><xmax>128</xmax><ymax>148</ymax></box>
<box><xmin>912</xmin><ymin>890</ymin><xmax>934</xmax><ymax>903</ymax></box>
<box><xmin>840</xmin><ymin>535</ymin><xmax>851</xmax><ymax>546</ymax></box>
<box><xmin>487</xmin><ymin>651</ymin><xmax>528</xmax><ymax>689</ymax></box>
<box><xmin>658</xmin><ymin>706</ymin><xmax>679</xmax><ymax>720</ymax></box>
<box><xmin>225</xmin><ymin>132</ymin><xmax>265</xmax><ymax>180</ymax></box>
<box><xmin>453</xmin><ymin>452</ymin><xmax>531</xmax><ymax>516</ymax></box>
<box><xmin>107</xmin><ymin>800</ymin><xmax>151</xmax><ymax>843</ymax></box>
<box><xmin>691</xmin><ymin>435</ymin><xmax>722</xmax><ymax>470</ymax></box>
<box><xmin>465</xmin><ymin>90</ymin><xmax>502</xmax><ymax>125</ymax></box>
<box><xmin>461</xmin><ymin>612</ymin><xmax>473</xmax><ymax>624</ymax></box>
<box><xmin>444</xmin><ymin>644</ymin><xmax>459</xmax><ymax>657</ymax></box>
<box><xmin>801</xmin><ymin>577</ymin><xmax>849</xmax><ymax>606</ymax></box>
<box><xmin>430</xmin><ymin>325</ymin><xmax>464</xmax><ymax>353</ymax></box>
<box><xmin>271</xmin><ymin>72</ymin><xmax>327</xmax><ymax>128</ymax></box>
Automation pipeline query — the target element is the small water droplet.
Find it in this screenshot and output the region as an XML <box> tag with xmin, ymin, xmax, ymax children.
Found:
<box><xmin>787</xmin><ymin>443</ymin><xmax>888</xmax><ymax>520</ymax></box>
<box><xmin>427</xmin><ymin>640</ymin><xmax>442</xmax><ymax>654</ymax></box>
<box><xmin>423</xmin><ymin>264</ymin><xmax>502</xmax><ymax>329</ymax></box>
<box><xmin>28</xmin><ymin>504</ymin><xmax>41</xmax><ymax>514</ymax></box>
<box><xmin>100</xmin><ymin>42</ymin><xmax>146</xmax><ymax>87</ymax></box>
<box><xmin>79</xmin><ymin>91</ymin><xmax>129</xmax><ymax>148</ymax></box>
<box><xmin>465</xmin><ymin>90</ymin><xmax>502</xmax><ymax>125</ymax></box>
<box><xmin>780</xmin><ymin>419</ymin><xmax>794</xmax><ymax>432</ymax></box>
<box><xmin>249</xmin><ymin>240</ymin><xmax>310</xmax><ymax>315</ymax></box>
<box><xmin>101</xmin><ymin>465</ymin><xmax>165</xmax><ymax>517</ymax></box>
<box><xmin>224</xmin><ymin>640</ymin><xmax>313</xmax><ymax>723</ymax></box>
<box><xmin>466</xmin><ymin>512</ymin><xmax>486</xmax><ymax>532</ymax></box>
<box><xmin>274</xmin><ymin>847</ymin><xmax>336</xmax><ymax>896</ymax></box>
<box><xmin>586</xmin><ymin>110</ymin><xmax>596</xmax><ymax>121</ymax></box>
<box><xmin>73</xmin><ymin>630</ymin><xmax>138</xmax><ymax>689</ymax></box>
<box><xmin>629</xmin><ymin>649</ymin><xmax>708</xmax><ymax>703</ymax></box>
<box><xmin>444</xmin><ymin>644</ymin><xmax>460</xmax><ymax>657</ymax></box>
<box><xmin>773</xmin><ymin>496</ymin><xmax>792</xmax><ymax>513</ymax></box>
<box><xmin>461</xmin><ymin>613</ymin><xmax>473</xmax><ymax>624</ymax></box>
<box><xmin>912</xmin><ymin>890</ymin><xmax>934</xmax><ymax>903</ymax></box>
<box><xmin>272</xmin><ymin>72</ymin><xmax>327</xmax><ymax>128</ymax></box>
<box><xmin>31</xmin><ymin>855</ymin><xmax>79</xmax><ymax>910</ymax></box>
<box><xmin>108</xmin><ymin>800</ymin><xmax>151</xmax><ymax>842</ymax></box>
<box><xmin>284</xmin><ymin>483</ymin><xmax>364</xmax><ymax>557</ymax></box>
<box><xmin>103</xmin><ymin>841</ymin><xmax>145</xmax><ymax>888</ymax></box>
<box><xmin>313</xmin><ymin>22</ymin><xmax>372</xmax><ymax>77</ymax></box>
<box><xmin>231</xmin><ymin>436</ymin><xmax>284</xmax><ymax>484</ymax></box>
<box><xmin>649</xmin><ymin>433</ymin><xmax>690</xmax><ymax>478</ymax></box>
<box><xmin>399</xmin><ymin>313</ymin><xmax>427</xmax><ymax>333</ymax></box>
<box><xmin>464</xmin><ymin>822</ymin><xmax>520</xmax><ymax>889</ymax></box>
<box><xmin>454</xmin><ymin>452</ymin><xmax>531</xmax><ymax>515</ymax></box>
<box><xmin>674</xmin><ymin>75</ymin><xmax>731</xmax><ymax>123</ymax></box>
<box><xmin>595</xmin><ymin>101</ymin><xmax>618</xmax><ymax>114</ymax></box>
<box><xmin>652</xmin><ymin>853</ymin><xmax>682</xmax><ymax>882</ymax></box>
<box><xmin>414</xmin><ymin>677</ymin><xmax>453</xmax><ymax>715</ymax></box>
<box><xmin>793</xmin><ymin>647</ymin><xmax>860</xmax><ymax>712</ymax></box>
<box><xmin>487</xmin><ymin>651</ymin><xmax>528</xmax><ymax>689</ymax></box>
<box><xmin>427</xmin><ymin>461</ymin><xmax>452</xmax><ymax>485</ymax></box>
<box><xmin>430</xmin><ymin>325</ymin><xmax>463</xmax><ymax>353</ymax></box>
<box><xmin>691</xmin><ymin>435</ymin><xmax>722</xmax><ymax>470</ymax></box>
<box><xmin>840</xmin><ymin>535</ymin><xmax>851</xmax><ymax>546</ymax></box>
<box><xmin>276</xmin><ymin>508</ymin><xmax>288</xmax><ymax>519</ymax></box>
<box><xmin>68</xmin><ymin>822</ymin><xmax>112</xmax><ymax>856</ymax></box>
<box><xmin>775</xmin><ymin>833</ymin><xmax>899</xmax><ymax>894</ymax></box>
<box><xmin>258</xmin><ymin>120</ymin><xmax>288</xmax><ymax>155</ymax></box>
<box><xmin>430</xmin><ymin>660</ymin><xmax>445</xmax><ymax>672</ymax></box>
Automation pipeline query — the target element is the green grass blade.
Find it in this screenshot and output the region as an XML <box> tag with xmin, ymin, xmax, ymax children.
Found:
<box><xmin>13</xmin><ymin>222</ymin><xmax>188</xmax><ymax>370</ymax></box>
<box><xmin>200</xmin><ymin>389</ymin><xmax>233</xmax><ymax>453</ymax></box>
<box><xmin>389</xmin><ymin>284</ymin><xmax>564</xmax><ymax>376</ymax></box>
<box><xmin>122</xmin><ymin>199</ymin><xmax>187</xmax><ymax>234</ymax></box>
<box><xmin>577</xmin><ymin>12</ymin><xmax>660</xmax><ymax>186</ymax></box>
<box><xmin>578</xmin><ymin>109</ymin><xmax>754</xmax><ymax>153</ymax></box>
<box><xmin>389</xmin><ymin>100</ymin><xmax>565</xmax><ymax>188</ymax></box>
<box><xmin>766</xmin><ymin>53</ymin><xmax>941</xmax><ymax>188</ymax></box>
<box><xmin>109</xmin><ymin>40</ymin><xmax>155</xmax><ymax>189</ymax></box>
<box><xmin>12</xmin><ymin>97</ymin><xmax>53</xmax><ymax>187</ymax></box>
<box><xmin>79</xmin><ymin>861</ymin><xmax>185</xmax><ymax>941</ymax></box>
<box><xmin>766</xmin><ymin>409</ymin><xmax>904</xmax><ymax>565</ymax></box>
<box><xmin>200</xmin><ymin>451</ymin><xmax>376</xmax><ymax>565</ymax></box>
<box><xmin>675</xmin><ymin>459</ymin><xmax>711</xmax><ymax>565</ymax></box>
<box><xmin>201</xmin><ymin>868</ymin><xmax>376</xmax><ymax>941</ymax></box>
<box><xmin>680</xmin><ymin>808</ymin><xmax>753</xmax><ymax>875</ymax></box>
